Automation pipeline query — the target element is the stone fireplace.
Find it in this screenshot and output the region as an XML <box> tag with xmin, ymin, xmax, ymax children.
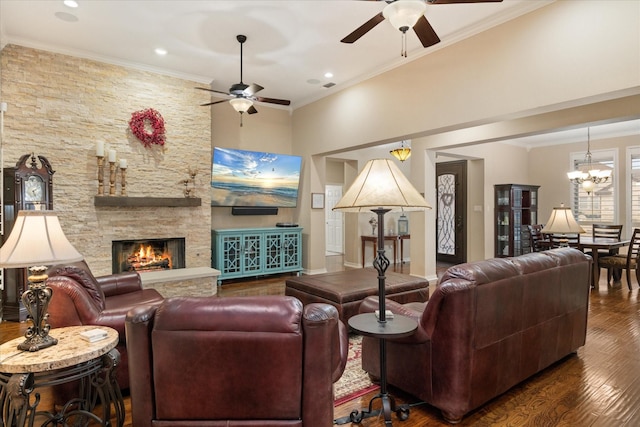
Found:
<box><xmin>112</xmin><ymin>238</ymin><xmax>186</xmax><ymax>274</ymax></box>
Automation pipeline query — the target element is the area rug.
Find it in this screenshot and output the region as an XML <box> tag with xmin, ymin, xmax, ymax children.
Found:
<box><xmin>334</xmin><ymin>334</ymin><xmax>380</xmax><ymax>405</ymax></box>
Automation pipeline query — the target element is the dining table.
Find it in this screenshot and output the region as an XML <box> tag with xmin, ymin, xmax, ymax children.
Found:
<box><xmin>579</xmin><ymin>236</ymin><xmax>631</xmax><ymax>287</ymax></box>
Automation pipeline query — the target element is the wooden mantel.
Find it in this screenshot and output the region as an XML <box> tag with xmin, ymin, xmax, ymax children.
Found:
<box><xmin>94</xmin><ymin>196</ymin><xmax>201</xmax><ymax>207</ymax></box>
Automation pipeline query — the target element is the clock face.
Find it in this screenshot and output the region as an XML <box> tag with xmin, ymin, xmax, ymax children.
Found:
<box><xmin>24</xmin><ymin>175</ymin><xmax>45</xmax><ymax>204</ymax></box>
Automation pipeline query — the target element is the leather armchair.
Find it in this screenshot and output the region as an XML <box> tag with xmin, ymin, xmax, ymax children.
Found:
<box><xmin>46</xmin><ymin>260</ymin><xmax>164</xmax><ymax>389</ymax></box>
<box><xmin>126</xmin><ymin>295</ymin><xmax>348</xmax><ymax>427</ymax></box>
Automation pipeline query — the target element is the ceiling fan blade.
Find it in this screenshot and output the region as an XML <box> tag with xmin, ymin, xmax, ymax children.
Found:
<box><xmin>255</xmin><ymin>97</ymin><xmax>291</xmax><ymax>106</ymax></box>
<box><xmin>200</xmin><ymin>100</ymin><xmax>227</xmax><ymax>107</ymax></box>
<box><xmin>413</xmin><ymin>15</ymin><xmax>440</xmax><ymax>48</ymax></box>
<box><xmin>195</xmin><ymin>87</ymin><xmax>230</xmax><ymax>96</ymax></box>
<box><xmin>341</xmin><ymin>12</ymin><xmax>385</xmax><ymax>44</ymax></box>
<box><xmin>428</xmin><ymin>0</ymin><xmax>502</xmax><ymax>3</ymax></box>
<box><xmin>247</xmin><ymin>106</ymin><xmax>258</xmax><ymax>115</ymax></box>
<box><xmin>244</xmin><ymin>83</ymin><xmax>264</xmax><ymax>96</ymax></box>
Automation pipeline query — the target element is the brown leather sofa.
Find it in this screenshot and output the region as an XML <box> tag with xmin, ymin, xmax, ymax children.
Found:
<box><xmin>46</xmin><ymin>260</ymin><xmax>164</xmax><ymax>390</ymax></box>
<box><xmin>126</xmin><ymin>295</ymin><xmax>349</xmax><ymax>427</ymax></box>
<box><xmin>359</xmin><ymin>248</ymin><xmax>591</xmax><ymax>424</ymax></box>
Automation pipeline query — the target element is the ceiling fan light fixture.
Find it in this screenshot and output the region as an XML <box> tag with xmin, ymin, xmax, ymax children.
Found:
<box><xmin>229</xmin><ymin>97</ymin><xmax>253</xmax><ymax>114</ymax></box>
<box><xmin>383</xmin><ymin>1</ymin><xmax>427</xmax><ymax>32</ymax></box>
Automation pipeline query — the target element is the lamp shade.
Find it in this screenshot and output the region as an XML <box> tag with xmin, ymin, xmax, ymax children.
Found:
<box><xmin>0</xmin><ymin>210</ymin><xmax>83</xmax><ymax>268</ymax></box>
<box><xmin>541</xmin><ymin>205</ymin><xmax>586</xmax><ymax>234</ymax></box>
<box><xmin>333</xmin><ymin>158</ymin><xmax>432</xmax><ymax>212</ymax></box>
<box><xmin>383</xmin><ymin>0</ymin><xmax>426</xmax><ymax>31</ymax></box>
<box><xmin>229</xmin><ymin>97</ymin><xmax>253</xmax><ymax>113</ymax></box>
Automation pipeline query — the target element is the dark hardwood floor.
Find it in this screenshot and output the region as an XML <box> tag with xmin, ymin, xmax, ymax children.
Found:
<box><xmin>2</xmin><ymin>256</ymin><xmax>639</xmax><ymax>426</ymax></box>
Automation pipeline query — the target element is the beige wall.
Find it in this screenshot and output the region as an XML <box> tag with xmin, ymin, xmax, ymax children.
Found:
<box><xmin>209</xmin><ymin>102</ymin><xmax>298</xmax><ymax>230</ymax></box>
<box><xmin>292</xmin><ymin>0</ymin><xmax>640</xmax><ymax>278</ymax></box>
<box><xmin>0</xmin><ymin>45</ymin><xmax>212</xmax><ymax>276</ymax></box>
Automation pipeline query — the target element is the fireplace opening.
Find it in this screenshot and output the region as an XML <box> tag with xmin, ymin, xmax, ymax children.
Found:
<box><xmin>112</xmin><ymin>238</ymin><xmax>185</xmax><ymax>274</ymax></box>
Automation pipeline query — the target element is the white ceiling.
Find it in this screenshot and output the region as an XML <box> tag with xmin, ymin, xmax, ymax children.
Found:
<box><xmin>0</xmin><ymin>0</ymin><xmax>552</xmax><ymax>109</ymax></box>
<box><xmin>0</xmin><ymin>0</ymin><xmax>637</xmax><ymax>144</ymax></box>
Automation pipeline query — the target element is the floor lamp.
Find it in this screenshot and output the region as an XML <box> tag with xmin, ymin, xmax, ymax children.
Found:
<box><xmin>0</xmin><ymin>210</ymin><xmax>83</xmax><ymax>351</ymax></box>
<box><xmin>333</xmin><ymin>158</ymin><xmax>431</xmax><ymax>424</ymax></box>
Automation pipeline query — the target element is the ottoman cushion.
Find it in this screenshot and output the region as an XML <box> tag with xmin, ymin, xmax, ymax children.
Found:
<box><xmin>285</xmin><ymin>268</ymin><xmax>429</xmax><ymax>323</ymax></box>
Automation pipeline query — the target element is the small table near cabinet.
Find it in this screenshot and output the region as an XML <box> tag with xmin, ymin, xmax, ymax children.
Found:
<box><xmin>0</xmin><ymin>326</ymin><xmax>125</xmax><ymax>427</ymax></box>
<box><xmin>361</xmin><ymin>235</ymin><xmax>411</xmax><ymax>267</ymax></box>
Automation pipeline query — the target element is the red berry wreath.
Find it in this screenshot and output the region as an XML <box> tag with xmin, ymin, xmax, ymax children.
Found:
<box><xmin>129</xmin><ymin>108</ymin><xmax>165</xmax><ymax>148</ymax></box>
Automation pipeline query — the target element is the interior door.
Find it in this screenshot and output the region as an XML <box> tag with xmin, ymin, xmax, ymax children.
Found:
<box><xmin>436</xmin><ymin>161</ymin><xmax>467</xmax><ymax>264</ymax></box>
<box><xmin>325</xmin><ymin>185</ymin><xmax>343</xmax><ymax>254</ymax></box>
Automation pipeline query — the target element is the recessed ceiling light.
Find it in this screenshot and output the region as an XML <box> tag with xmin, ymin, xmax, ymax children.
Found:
<box><xmin>64</xmin><ymin>0</ymin><xmax>79</xmax><ymax>8</ymax></box>
<box><xmin>155</xmin><ymin>48</ymin><xmax>168</xmax><ymax>56</ymax></box>
<box><xmin>324</xmin><ymin>72</ymin><xmax>334</xmax><ymax>79</ymax></box>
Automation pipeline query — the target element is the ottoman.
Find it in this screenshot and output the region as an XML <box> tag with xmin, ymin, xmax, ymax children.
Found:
<box><xmin>285</xmin><ymin>268</ymin><xmax>429</xmax><ymax>324</ymax></box>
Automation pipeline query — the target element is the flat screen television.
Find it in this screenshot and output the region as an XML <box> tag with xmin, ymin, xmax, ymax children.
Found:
<box><xmin>211</xmin><ymin>147</ymin><xmax>302</xmax><ymax>207</ymax></box>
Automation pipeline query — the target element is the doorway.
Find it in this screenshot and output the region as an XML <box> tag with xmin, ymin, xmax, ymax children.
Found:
<box><xmin>436</xmin><ymin>161</ymin><xmax>467</xmax><ymax>264</ymax></box>
<box><xmin>325</xmin><ymin>184</ymin><xmax>343</xmax><ymax>254</ymax></box>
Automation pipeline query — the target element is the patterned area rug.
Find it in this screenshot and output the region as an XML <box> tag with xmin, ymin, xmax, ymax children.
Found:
<box><xmin>334</xmin><ymin>334</ymin><xmax>380</xmax><ymax>405</ymax></box>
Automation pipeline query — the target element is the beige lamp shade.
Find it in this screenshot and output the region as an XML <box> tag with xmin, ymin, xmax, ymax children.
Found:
<box><xmin>541</xmin><ymin>205</ymin><xmax>586</xmax><ymax>234</ymax></box>
<box><xmin>0</xmin><ymin>210</ymin><xmax>83</xmax><ymax>268</ymax></box>
<box><xmin>333</xmin><ymin>158</ymin><xmax>432</xmax><ymax>212</ymax></box>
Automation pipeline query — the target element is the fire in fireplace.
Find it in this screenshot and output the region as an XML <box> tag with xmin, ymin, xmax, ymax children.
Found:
<box><xmin>112</xmin><ymin>238</ymin><xmax>185</xmax><ymax>273</ymax></box>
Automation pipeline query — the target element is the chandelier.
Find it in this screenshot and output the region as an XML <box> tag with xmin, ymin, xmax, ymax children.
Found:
<box><xmin>390</xmin><ymin>140</ymin><xmax>411</xmax><ymax>162</ymax></box>
<box><xmin>566</xmin><ymin>128</ymin><xmax>611</xmax><ymax>194</ymax></box>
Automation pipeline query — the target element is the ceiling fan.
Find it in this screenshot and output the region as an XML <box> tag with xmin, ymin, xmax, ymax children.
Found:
<box><xmin>197</xmin><ymin>34</ymin><xmax>291</xmax><ymax>125</ymax></box>
<box><xmin>342</xmin><ymin>0</ymin><xmax>503</xmax><ymax>57</ymax></box>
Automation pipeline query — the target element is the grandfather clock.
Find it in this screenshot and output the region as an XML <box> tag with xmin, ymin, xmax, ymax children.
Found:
<box><xmin>1</xmin><ymin>153</ymin><xmax>54</xmax><ymax>321</ymax></box>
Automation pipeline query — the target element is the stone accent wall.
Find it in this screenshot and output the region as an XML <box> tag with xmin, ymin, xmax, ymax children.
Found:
<box><xmin>0</xmin><ymin>45</ymin><xmax>212</xmax><ymax>276</ymax></box>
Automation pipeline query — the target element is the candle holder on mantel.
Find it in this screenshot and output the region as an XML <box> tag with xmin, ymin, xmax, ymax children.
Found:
<box><xmin>109</xmin><ymin>161</ymin><xmax>116</xmax><ymax>196</ymax></box>
<box><xmin>96</xmin><ymin>156</ymin><xmax>105</xmax><ymax>196</ymax></box>
<box><xmin>120</xmin><ymin>166</ymin><xmax>127</xmax><ymax>196</ymax></box>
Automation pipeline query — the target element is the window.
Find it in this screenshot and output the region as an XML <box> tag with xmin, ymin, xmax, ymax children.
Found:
<box><xmin>629</xmin><ymin>147</ymin><xmax>640</xmax><ymax>230</ymax></box>
<box><xmin>570</xmin><ymin>149</ymin><xmax>616</xmax><ymax>234</ymax></box>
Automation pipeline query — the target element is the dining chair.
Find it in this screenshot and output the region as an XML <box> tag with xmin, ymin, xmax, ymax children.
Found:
<box><xmin>588</xmin><ymin>224</ymin><xmax>624</xmax><ymax>281</ymax></box>
<box><xmin>549</xmin><ymin>233</ymin><xmax>581</xmax><ymax>249</ymax></box>
<box><xmin>598</xmin><ymin>228</ymin><xmax>640</xmax><ymax>290</ymax></box>
<box><xmin>527</xmin><ymin>224</ymin><xmax>547</xmax><ymax>252</ymax></box>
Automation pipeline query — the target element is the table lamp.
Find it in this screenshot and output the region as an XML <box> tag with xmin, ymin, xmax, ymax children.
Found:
<box><xmin>333</xmin><ymin>158</ymin><xmax>432</xmax><ymax>321</ymax></box>
<box><xmin>541</xmin><ymin>203</ymin><xmax>585</xmax><ymax>246</ymax></box>
<box><xmin>0</xmin><ymin>210</ymin><xmax>83</xmax><ymax>351</ymax></box>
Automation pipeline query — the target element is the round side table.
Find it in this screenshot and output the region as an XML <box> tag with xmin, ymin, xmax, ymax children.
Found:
<box><xmin>0</xmin><ymin>325</ymin><xmax>124</xmax><ymax>427</ymax></box>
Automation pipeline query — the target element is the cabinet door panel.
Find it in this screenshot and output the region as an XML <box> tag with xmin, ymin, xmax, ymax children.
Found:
<box><xmin>242</xmin><ymin>234</ymin><xmax>262</xmax><ymax>273</ymax></box>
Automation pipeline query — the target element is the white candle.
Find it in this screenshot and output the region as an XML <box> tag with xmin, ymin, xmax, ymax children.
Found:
<box><xmin>119</xmin><ymin>159</ymin><xmax>127</xmax><ymax>169</ymax></box>
<box><xmin>108</xmin><ymin>149</ymin><xmax>116</xmax><ymax>162</ymax></box>
<box><xmin>96</xmin><ymin>141</ymin><xmax>104</xmax><ymax>157</ymax></box>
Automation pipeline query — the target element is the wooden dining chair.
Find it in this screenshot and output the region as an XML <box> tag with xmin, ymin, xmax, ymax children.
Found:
<box><xmin>527</xmin><ymin>224</ymin><xmax>547</xmax><ymax>252</ymax></box>
<box><xmin>549</xmin><ymin>233</ymin><xmax>581</xmax><ymax>249</ymax></box>
<box><xmin>598</xmin><ymin>228</ymin><xmax>640</xmax><ymax>290</ymax></box>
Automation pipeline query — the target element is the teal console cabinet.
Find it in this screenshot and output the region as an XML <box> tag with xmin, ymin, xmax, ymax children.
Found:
<box><xmin>212</xmin><ymin>227</ymin><xmax>302</xmax><ymax>284</ymax></box>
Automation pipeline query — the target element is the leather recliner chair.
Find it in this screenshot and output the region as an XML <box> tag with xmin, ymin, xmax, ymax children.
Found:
<box><xmin>46</xmin><ymin>260</ymin><xmax>165</xmax><ymax>390</ymax></box>
<box><xmin>126</xmin><ymin>295</ymin><xmax>348</xmax><ymax>427</ymax></box>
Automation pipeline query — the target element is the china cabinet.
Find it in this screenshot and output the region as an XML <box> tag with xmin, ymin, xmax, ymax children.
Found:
<box><xmin>494</xmin><ymin>184</ymin><xmax>539</xmax><ymax>257</ymax></box>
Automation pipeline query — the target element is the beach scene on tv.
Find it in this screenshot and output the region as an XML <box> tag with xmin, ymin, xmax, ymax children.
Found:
<box><xmin>211</xmin><ymin>147</ymin><xmax>302</xmax><ymax>207</ymax></box>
